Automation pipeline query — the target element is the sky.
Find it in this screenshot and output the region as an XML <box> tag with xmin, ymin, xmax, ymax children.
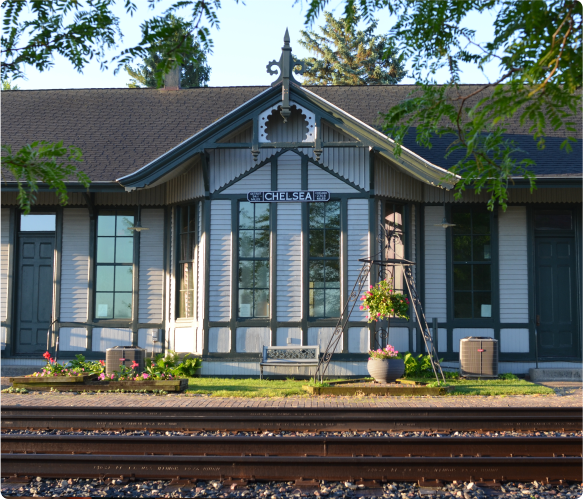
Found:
<box><xmin>10</xmin><ymin>0</ymin><xmax>501</xmax><ymax>90</ymax></box>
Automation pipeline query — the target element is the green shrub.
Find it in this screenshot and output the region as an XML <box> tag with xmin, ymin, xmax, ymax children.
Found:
<box><xmin>498</xmin><ymin>373</ymin><xmax>519</xmax><ymax>380</ymax></box>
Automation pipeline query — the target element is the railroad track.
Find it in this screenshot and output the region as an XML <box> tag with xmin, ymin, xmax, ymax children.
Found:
<box><xmin>2</xmin><ymin>405</ymin><xmax>581</xmax><ymax>432</ymax></box>
<box><xmin>2</xmin><ymin>406</ymin><xmax>581</xmax><ymax>483</ymax></box>
<box><xmin>1</xmin><ymin>435</ymin><xmax>581</xmax><ymax>483</ymax></box>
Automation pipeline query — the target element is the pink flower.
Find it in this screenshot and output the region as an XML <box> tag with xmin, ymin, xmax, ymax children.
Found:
<box><xmin>377</xmin><ymin>312</ymin><xmax>381</xmax><ymax>317</ymax></box>
<box><xmin>98</xmin><ymin>373</ymin><xmax>105</xmax><ymax>381</ymax></box>
<box><xmin>368</xmin><ymin>357</ymin><xmax>372</xmax><ymax>360</ymax></box>
<box><xmin>142</xmin><ymin>373</ymin><xmax>149</xmax><ymax>379</ymax></box>
<box><xmin>359</xmin><ymin>305</ymin><xmax>364</xmax><ymax>310</ymax></box>
<box><xmin>131</xmin><ymin>361</ymin><xmax>139</xmax><ymax>369</ymax></box>
<box><xmin>110</xmin><ymin>374</ymin><xmax>115</xmax><ymax>379</ymax></box>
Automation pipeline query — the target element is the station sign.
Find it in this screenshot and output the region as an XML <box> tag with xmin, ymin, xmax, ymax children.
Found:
<box><xmin>247</xmin><ymin>191</ymin><xmax>330</xmax><ymax>203</ymax></box>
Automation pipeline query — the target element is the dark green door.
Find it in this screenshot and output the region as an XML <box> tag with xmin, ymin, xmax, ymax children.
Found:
<box><xmin>15</xmin><ymin>235</ymin><xmax>54</xmax><ymax>354</ymax></box>
<box><xmin>535</xmin><ymin>237</ymin><xmax>578</xmax><ymax>357</ymax></box>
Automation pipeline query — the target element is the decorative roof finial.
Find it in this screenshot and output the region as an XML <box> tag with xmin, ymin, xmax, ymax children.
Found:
<box><xmin>266</xmin><ymin>29</ymin><xmax>306</xmax><ymax>123</ymax></box>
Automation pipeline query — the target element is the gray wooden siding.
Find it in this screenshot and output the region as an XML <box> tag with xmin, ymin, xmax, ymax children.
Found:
<box><xmin>498</xmin><ymin>206</ymin><xmax>529</xmax><ymax>323</ymax></box>
<box><xmin>165</xmin><ymin>160</ymin><xmax>205</xmax><ymax>203</ymax></box>
<box><xmin>321</xmin><ymin>121</ymin><xmax>357</xmax><ymax>142</ymax></box>
<box><xmin>277</xmin><ymin>203</ymin><xmax>302</xmax><ymax>321</ymax></box>
<box><xmin>168</xmin><ymin>207</ymin><xmax>175</xmax><ymax>325</ymax></box>
<box><xmin>209</xmin><ymin>326</ymin><xmax>230</xmax><ymax>353</ymax></box>
<box><xmin>217</xmin><ymin>122</ymin><xmax>253</xmax><ymax>143</ymax></box>
<box><xmin>277</xmin><ymin>151</ymin><xmax>302</xmax><ymax>190</ymax></box>
<box><xmin>59</xmin><ymin>327</ymin><xmax>87</xmax><ymax>351</ymax></box>
<box><xmin>236</xmin><ymin>327</ymin><xmax>271</xmax><ymax>352</ymax></box>
<box><xmin>60</xmin><ymin>209</ymin><xmax>90</xmax><ymax>322</ymax></box>
<box><xmin>198</xmin><ymin>201</ymin><xmax>204</xmax><ymax>326</ymax></box>
<box><xmin>347</xmin><ymin>199</ymin><xmax>369</xmax><ymax>322</ymax></box>
<box><xmin>452</xmin><ymin>328</ymin><xmax>494</xmax><ymax>352</ymax></box>
<box><xmin>208</xmin><ymin>149</ymin><xmax>279</xmax><ymax>193</ymax></box>
<box><xmin>1</xmin><ymin>207</ymin><xmax>10</xmax><ymax>321</ymax></box>
<box><xmin>321</xmin><ymin>147</ymin><xmax>369</xmax><ymax>191</ymax></box>
<box><xmin>276</xmin><ymin>327</ymin><xmax>302</xmax><ymax>346</ymax></box>
<box><xmin>307</xmin><ymin>163</ymin><xmax>359</xmax><ymax>193</ymax></box>
<box><xmin>424</xmin><ymin>206</ymin><xmax>447</xmax><ymax>322</ymax></box>
<box><xmin>500</xmin><ymin>328</ymin><xmax>530</xmax><ymax>353</ymax></box>
<box><xmin>221</xmin><ymin>164</ymin><xmax>271</xmax><ymax>193</ymax></box>
<box><xmin>138</xmin><ymin>209</ymin><xmax>164</xmax><ymax>323</ymax></box>
<box><xmin>386</xmin><ymin>326</ymin><xmax>409</xmax><ymax>353</ymax></box>
<box><xmin>92</xmin><ymin>327</ymin><xmax>132</xmax><ymax>352</ymax></box>
<box><xmin>209</xmin><ymin>200</ymin><xmax>231</xmax><ymax>321</ymax></box>
<box><xmin>138</xmin><ymin>328</ymin><xmax>163</xmax><ymax>353</ymax></box>
<box><xmin>347</xmin><ymin>327</ymin><xmax>368</xmax><ymax>353</ymax></box>
<box><xmin>375</xmin><ymin>156</ymin><xmax>424</xmax><ymax>201</ymax></box>
<box><xmin>307</xmin><ymin>327</ymin><xmax>342</xmax><ymax>353</ymax></box>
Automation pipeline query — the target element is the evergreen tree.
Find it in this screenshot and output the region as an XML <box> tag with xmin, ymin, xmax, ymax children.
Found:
<box><xmin>125</xmin><ymin>15</ymin><xmax>210</xmax><ymax>89</ymax></box>
<box><xmin>298</xmin><ymin>12</ymin><xmax>406</xmax><ymax>86</ymax></box>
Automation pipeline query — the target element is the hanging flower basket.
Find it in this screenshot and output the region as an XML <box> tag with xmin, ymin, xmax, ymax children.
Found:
<box><xmin>360</xmin><ymin>279</ymin><xmax>409</xmax><ymax>322</ymax></box>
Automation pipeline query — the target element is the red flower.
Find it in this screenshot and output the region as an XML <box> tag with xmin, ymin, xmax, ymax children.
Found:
<box><xmin>131</xmin><ymin>361</ymin><xmax>139</xmax><ymax>369</ymax></box>
<box><xmin>49</xmin><ymin>357</ymin><xmax>55</xmax><ymax>363</ymax></box>
<box><xmin>43</xmin><ymin>351</ymin><xmax>51</xmax><ymax>360</ymax></box>
<box><xmin>99</xmin><ymin>360</ymin><xmax>105</xmax><ymax>366</ymax></box>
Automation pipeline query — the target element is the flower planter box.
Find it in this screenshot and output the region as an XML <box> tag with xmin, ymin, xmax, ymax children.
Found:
<box><xmin>10</xmin><ymin>377</ymin><xmax>188</xmax><ymax>393</ymax></box>
<box><xmin>9</xmin><ymin>373</ymin><xmax>99</xmax><ymax>387</ymax></box>
<box><xmin>303</xmin><ymin>384</ymin><xmax>452</xmax><ymax>396</ymax></box>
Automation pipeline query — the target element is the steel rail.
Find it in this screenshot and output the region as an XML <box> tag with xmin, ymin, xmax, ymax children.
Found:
<box><xmin>2</xmin><ymin>406</ymin><xmax>581</xmax><ymax>432</ymax></box>
<box><xmin>1</xmin><ymin>453</ymin><xmax>580</xmax><ymax>482</ymax></box>
<box><xmin>2</xmin><ymin>435</ymin><xmax>581</xmax><ymax>458</ymax></box>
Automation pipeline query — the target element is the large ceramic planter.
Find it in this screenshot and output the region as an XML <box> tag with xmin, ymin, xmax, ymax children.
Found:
<box><xmin>367</xmin><ymin>358</ymin><xmax>405</xmax><ymax>384</ymax></box>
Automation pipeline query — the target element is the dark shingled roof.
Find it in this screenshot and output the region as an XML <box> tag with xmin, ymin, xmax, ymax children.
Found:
<box><xmin>2</xmin><ymin>85</ymin><xmax>581</xmax><ymax>182</ymax></box>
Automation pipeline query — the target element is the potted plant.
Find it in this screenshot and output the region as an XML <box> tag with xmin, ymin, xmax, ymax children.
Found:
<box><xmin>361</xmin><ymin>279</ymin><xmax>409</xmax><ymax>383</ymax></box>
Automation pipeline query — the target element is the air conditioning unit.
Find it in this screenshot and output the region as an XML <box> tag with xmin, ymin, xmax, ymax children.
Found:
<box><xmin>459</xmin><ymin>337</ymin><xmax>498</xmax><ymax>378</ymax></box>
<box><xmin>105</xmin><ymin>346</ymin><xmax>146</xmax><ymax>375</ymax></box>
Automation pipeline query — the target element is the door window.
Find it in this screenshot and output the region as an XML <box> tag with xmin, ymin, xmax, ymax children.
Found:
<box><xmin>20</xmin><ymin>213</ymin><xmax>56</xmax><ymax>232</ymax></box>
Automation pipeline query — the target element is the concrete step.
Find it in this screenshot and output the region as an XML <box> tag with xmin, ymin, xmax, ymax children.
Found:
<box><xmin>529</xmin><ymin>367</ymin><xmax>582</xmax><ymax>382</ymax></box>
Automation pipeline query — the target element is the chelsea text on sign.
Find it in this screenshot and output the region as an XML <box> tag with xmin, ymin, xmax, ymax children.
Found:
<box><xmin>247</xmin><ymin>191</ymin><xmax>330</xmax><ymax>203</ymax></box>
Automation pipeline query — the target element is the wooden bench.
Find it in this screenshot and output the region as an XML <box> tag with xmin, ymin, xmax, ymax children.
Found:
<box><xmin>260</xmin><ymin>345</ymin><xmax>320</xmax><ymax>380</ymax></box>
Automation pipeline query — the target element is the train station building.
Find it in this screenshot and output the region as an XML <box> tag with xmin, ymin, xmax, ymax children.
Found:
<box><xmin>1</xmin><ymin>36</ymin><xmax>581</xmax><ymax>376</ymax></box>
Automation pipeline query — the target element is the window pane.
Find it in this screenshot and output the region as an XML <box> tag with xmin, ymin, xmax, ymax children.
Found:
<box><xmin>254</xmin><ymin>230</ymin><xmax>270</xmax><ymax>258</ymax></box>
<box><xmin>114</xmin><ymin>293</ymin><xmax>132</xmax><ymax>319</ymax></box>
<box><xmin>179</xmin><ymin>290</ymin><xmax>194</xmax><ymax>318</ymax></box>
<box><xmin>473</xmin><ymin>235</ymin><xmax>491</xmax><ymax>261</ymax></box>
<box><xmin>325</xmin><ymin>288</ymin><xmax>341</xmax><ymax>317</ymax></box>
<box><xmin>254</xmin><ymin>289</ymin><xmax>269</xmax><ymax>317</ymax></box>
<box><xmin>453</xmin><ymin>265</ymin><xmax>471</xmax><ymax>290</ymax></box>
<box><xmin>452</xmin><ymin>212</ymin><xmax>471</xmax><ymax>234</ymax></box>
<box><xmin>309</xmin><ymin>230</ymin><xmax>324</xmax><ymax>257</ymax></box>
<box><xmin>238</xmin><ymin>289</ymin><xmax>253</xmax><ymax>317</ymax></box>
<box><xmin>254</xmin><ymin>204</ymin><xmax>270</xmax><ymax>229</ymax></box>
<box><xmin>238</xmin><ymin>261</ymin><xmax>253</xmax><ymax>288</ymax></box>
<box><xmin>96</xmin><ymin>237</ymin><xmax>115</xmax><ymax>263</ymax></box>
<box><xmin>239</xmin><ymin>202</ymin><xmax>254</xmax><ymax>229</ymax></box>
<box><xmin>310</xmin><ymin>289</ymin><xmax>325</xmax><ymax>317</ymax></box>
<box><xmin>188</xmin><ymin>207</ymin><xmax>196</xmax><ymax>233</ymax></box>
<box><xmin>95</xmin><ymin>266</ymin><xmax>114</xmax><ymax>292</ymax></box>
<box><xmin>309</xmin><ymin>262</ymin><xmax>324</xmax><ymax>288</ymax></box>
<box><xmin>324</xmin><ymin>260</ymin><xmax>340</xmax><ymax>287</ymax></box>
<box><xmin>239</xmin><ymin>230</ymin><xmax>254</xmax><ymax>257</ymax></box>
<box><xmin>453</xmin><ymin>235</ymin><xmax>471</xmax><ymax>261</ymax></box>
<box><xmin>325</xmin><ymin>230</ymin><xmax>340</xmax><ymax>257</ymax></box>
<box><xmin>181</xmin><ymin>209</ymin><xmax>189</xmax><ymax>234</ymax></box>
<box><xmin>117</xmin><ymin>215</ymin><xmax>134</xmax><ymax>236</ymax></box>
<box><xmin>326</xmin><ymin>202</ymin><xmax>340</xmax><ymax>227</ymax></box>
<box><xmin>474</xmin><ymin>292</ymin><xmax>492</xmax><ymax>318</ymax></box>
<box><xmin>454</xmin><ymin>292</ymin><xmax>472</xmax><ymax>318</ymax></box>
<box><xmin>95</xmin><ymin>293</ymin><xmax>113</xmax><ymax>318</ymax></box>
<box><xmin>473</xmin><ymin>265</ymin><xmax>491</xmax><ymax>291</ymax></box>
<box><xmin>472</xmin><ymin>211</ymin><xmax>490</xmax><ymax>234</ymax></box>
<box><xmin>534</xmin><ymin>210</ymin><xmax>572</xmax><ymax>230</ymax></box>
<box><xmin>115</xmin><ymin>266</ymin><xmax>133</xmax><ymax>292</ymax></box>
<box><xmin>180</xmin><ymin>233</ymin><xmax>192</xmax><ymax>261</ymax></box>
<box><xmin>97</xmin><ymin>215</ymin><xmax>116</xmax><ymax>236</ymax></box>
<box><xmin>115</xmin><ymin>237</ymin><xmax>133</xmax><ymax>263</ymax></box>
<box><xmin>309</xmin><ymin>204</ymin><xmax>325</xmax><ymax>228</ymax></box>
<box><xmin>20</xmin><ymin>214</ymin><xmax>56</xmax><ymax>232</ymax></box>
<box><xmin>255</xmin><ymin>261</ymin><xmax>269</xmax><ymax>289</ymax></box>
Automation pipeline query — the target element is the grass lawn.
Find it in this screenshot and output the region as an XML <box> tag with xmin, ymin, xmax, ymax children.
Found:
<box><xmin>405</xmin><ymin>377</ymin><xmax>556</xmax><ymax>396</ymax></box>
<box><xmin>186</xmin><ymin>377</ymin><xmax>310</xmax><ymax>397</ymax></box>
<box><xmin>186</xmin><ymin>376</ymin><xmax>556</xmax><ymax>397</ymax></box>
